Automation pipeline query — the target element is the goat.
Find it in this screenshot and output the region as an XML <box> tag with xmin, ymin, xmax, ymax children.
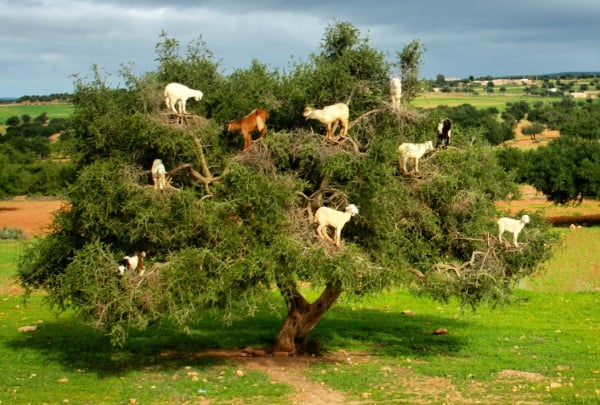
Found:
<box><xmin>390</xmin><ymin>77</ymin><xmax>402</xmax><ymax>110</ymax></box>
<box><xmin>227</xmin><ymin>108</ymin><xmax>270</xmax><ymax>150</ymax></box>
<box><xmin>303</xmin><ymin>103</ymin><xmax>349</xmax><ymax>140</ymax></box>
<box><xmin>117</xmin><ymin>251</ymin><xmax>146</xmax><ymax>275</ymax></box>
<box><xmin>435</xmin><ymin>118</ymin><xmax>452</xmax><ymax>149</ymax></box>
<box><xmin>163</xmin><ymin>82</ymin><xmax>203</xmax><ymax>115</ymax></box>
<box><xmin>314</xmin><ymin>204</ymin><xmax>359</xmax><ymax>247</ymax></box>
<box><xmin>398</xmin><ymin>141</ymin><xmax>435</xmax><ymax>174</ymax></box>
<box><xmin>497</xmin><ymin>214</ymin><xmax>530</xmax><ymax>247</ymax></box>
<box><xmin>151</xmin><ymin>159</ymin><xmax>167</xmax><ymax>191</ymax></box>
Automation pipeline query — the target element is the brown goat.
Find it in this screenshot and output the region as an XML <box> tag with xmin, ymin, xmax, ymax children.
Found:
<box><xmin>227</xmin><ymin>108</ymin><xmax>270</xmax><ymax>150</ymax></box>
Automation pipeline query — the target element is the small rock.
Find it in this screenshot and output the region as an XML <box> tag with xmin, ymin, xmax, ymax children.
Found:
<box><xmin>17</xmin><ymin>325</ymin><xmax>37</xmax><ymax>333</ymax></box>
<box><xmin>433</xmin><ymin>328</ymin><xmax>448</xmax><ymax>335</ymax></box>
<box><xmin>402</xmin><ymin>309</ymin><xmax>416</xmax><ymax>316</ymax></box>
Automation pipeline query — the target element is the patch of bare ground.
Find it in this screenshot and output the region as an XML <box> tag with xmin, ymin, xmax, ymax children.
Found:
<box><xmin>191</xmin><ymin>349</ymin><xmax>548</xmax><ymax>404</ymax></box>
<box><xmin>496</xmin><ymin>185</ymin><xmax>600</xmax><ymax>225</ymax></box>
<box><xmin>0</xmin><ymin>197</ymin><xmax>67</xmax><ymax>237</ymax></box>
<box><xmin>191</xmin><ymin>349</ymin><xmax>349</xmax><ymax>404</ymax></box>
<box><xmin>506</xmin><ymin>120</ymin><xmax>560</xmax><ymax>150</ymax></box>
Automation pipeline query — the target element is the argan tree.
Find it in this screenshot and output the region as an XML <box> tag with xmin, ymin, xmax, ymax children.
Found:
<box><xmin>18</xmin><ymin>22</ymin><xmax>557</xmax><ymax>354</ymax></box>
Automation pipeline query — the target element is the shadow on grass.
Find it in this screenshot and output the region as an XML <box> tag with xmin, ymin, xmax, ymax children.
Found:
<box><xmin>6</xmin><ymin>305</ymin><xmax>466</xmax><ymax>377</ymax></box>
<box><xmin>312</xmin><ymin>306</ymin><xmax>467</xmax><ymax>357</ymax></box>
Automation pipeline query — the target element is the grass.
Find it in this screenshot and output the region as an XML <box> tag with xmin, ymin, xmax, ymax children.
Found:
<box><xmin>0</xmin><ymin>103</ymin><xmax>73</xmax><ymax>124</ymax></box>
<box><xmin>1</xmin><ymin>234</ymin><xmax>600</xmax><ymax>404</ymax></box>
<box><xmin>411</xmin><ymin>92</ymin><xmax>563</xmax><ymax>110</ymax></box>
<box><xmin>522</xmin><ymin>227</ymin><xmax>600</xmax><ymax>293</ymax></box>
<box><xmin>307</xmin><ymin>290</ymin><xmax>599</xmax><ymax>404</ymax></box>
<box><xmin>0</xmin><ymin>103</ymin><xmax>73</xmax><ymax>135</ymax></box>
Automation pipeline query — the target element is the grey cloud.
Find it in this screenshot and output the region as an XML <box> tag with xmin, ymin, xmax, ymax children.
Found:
<box><xmin>1</xmin><ymin>0</ymin><xmax>599</xmax><ymax>96</ymax></box>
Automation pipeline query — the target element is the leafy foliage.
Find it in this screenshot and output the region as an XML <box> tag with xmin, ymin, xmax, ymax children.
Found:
<box><xmin>18</xmin><ymin>22</ymin><xmax>557</xmax><ymax>349</ymax></box>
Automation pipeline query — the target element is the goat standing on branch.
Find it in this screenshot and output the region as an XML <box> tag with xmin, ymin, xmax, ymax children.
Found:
<box><xmin>303</xmin><ymin>103</ymin><xmax>349</xmax><ymax>140</ymax></box>
<box><xmin>227</xmin><ymin>108</ymin><xmax>270</xmax><ymax>151</ymax></box>
<box><xmin>497</xmin><ymin>214</ymin><xmax>530</xmax><ymax>247</ymax></box>
<box><xmin>390</xmin><ymin>77</ymin><xmax>402</xmax><ymax>110</ymax></box>
<box><xmin>315</xmin><ymin>204</ymin><xmax>359</xmax><ymax>247</ymax></box>
<box><xmin>117</xmin><ymin>251</ymin><xmax>146</xmax><ymax>275</ymax></box>
<box><xmin>151</xmin><ymin>159</ymin><xmax>167</xmax><ymax>190</ymax></box>
<box><xmin>163</xmin><ymin>82</ymin><xmax>203</xmax><ymax>115</ymax></box>
<box><xmin>398</xmin><ymin>141</ymin><xmax>435</xmax><ymax>174</ymax></box>
<box><xmin>435</xmin><ymin>118</ymin><xmax>452</xmax><ymax>149</ymax></box>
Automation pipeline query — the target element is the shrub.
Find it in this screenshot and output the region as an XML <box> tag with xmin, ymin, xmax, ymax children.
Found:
<box><xmin>0</xmin><ymin>227</ymin><xmax>27</xmax><ymax>240</ymax></box>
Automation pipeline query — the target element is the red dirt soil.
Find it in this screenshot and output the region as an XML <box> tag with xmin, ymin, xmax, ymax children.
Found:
<box><xmin>0</xmin><ymin>198</ymin><xmax>67</xmax><ymax>237</ymax></box>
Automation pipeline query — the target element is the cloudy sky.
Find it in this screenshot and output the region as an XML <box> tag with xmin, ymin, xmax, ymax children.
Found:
<box><xmin>1</xmin><ymin>0</ymin><xmax>598</xmax><ymax>97</ymax></box>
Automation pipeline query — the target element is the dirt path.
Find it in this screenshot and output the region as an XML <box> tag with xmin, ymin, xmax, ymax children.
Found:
<box><xmin>192</xmin><ymin>349</ymin><xmax>350</xmax><ymax>404</ymax></box>
<box><xmin>239</xmin><ymin>355</ymin><xmax>349</xmax><ymax>404</ymax></box>
<box><xmin>0</xmin><ymin>198</ymin><xmax>67</xmax><ymax>236</ymax></box>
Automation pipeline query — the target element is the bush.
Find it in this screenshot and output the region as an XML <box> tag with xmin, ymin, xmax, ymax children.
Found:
<box><xmin>0</xmin><ymin>227</ymin><xmax>27</xmax><ymax>240</ymax></box>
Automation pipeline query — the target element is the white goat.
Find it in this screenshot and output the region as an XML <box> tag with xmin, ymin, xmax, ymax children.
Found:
<box><xmin>151</xmin><ymin>159</ymin><xmax>167</xmax><ymax>190</ymax></box>
<box><xmin>118</xmin><ymin>251</ymin><xmax>146</xmax><ymax>275</ymax></box>
<box><xmin>314</xmin><ymin>204</ymin><xmax>359</xmax><ymax>247</ymax></box>
<box><xmin>390</xmin><ymin>77</ymin><xmax>402</xmax><ymax>110</ymax></box>
<box><xmin>497</xmin><ymin>214</ymin><xmax>530</xmax><ymax>247</ymax></box>
<box><xmin>163</xmin><ymin>82</ymin><xmax>203</xmax><ymax>114</ymax></box>
<box><xmin>303</xmin><ymin>103</ymin><xmax>349</xmax><ymax>139</ymax></box>
<box><xmin>398</xmin><ymin>141</ymin><xmax>435</xmax><ymax>174</ymax></box>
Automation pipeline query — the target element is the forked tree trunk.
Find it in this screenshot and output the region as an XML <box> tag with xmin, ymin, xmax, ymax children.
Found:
<box><xmin>273</xmin><ymin>281</ymin><xmax>342</xmax><ymax>355</ymax></box>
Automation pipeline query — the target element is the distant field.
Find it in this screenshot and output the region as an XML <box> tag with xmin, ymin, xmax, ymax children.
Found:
<box><xmin>411</xmin><ymin>92</ymin><xmax>562</xmax><ymax>110</ymax></box>
<box><xmin>0</xmin><ymin>103</ymin><xmax>73</xmax><ymax>124</ymax></box>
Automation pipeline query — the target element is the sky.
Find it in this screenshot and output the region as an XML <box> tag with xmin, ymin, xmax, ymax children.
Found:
<box><xmin>1</xmin><ymin>0</ymin><xmax>599</xmax><ymax>97</ymax></box>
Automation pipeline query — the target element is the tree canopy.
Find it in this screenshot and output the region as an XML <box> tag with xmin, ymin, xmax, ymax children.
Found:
<box><xmin>18</xmin><ymin>22</ymin><xmax>557</xmax><ymax>353</ymax></box>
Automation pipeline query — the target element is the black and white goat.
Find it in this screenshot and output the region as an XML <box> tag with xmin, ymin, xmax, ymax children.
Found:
<box><xmin>435</xmin><ymin>118</ymin><xmax>452</xmax><ymax>149</ymax></box>
<box><xmin>117</xmin><ymin>251</ymin><xmax>146</xmax><ymax>275</ymax></box>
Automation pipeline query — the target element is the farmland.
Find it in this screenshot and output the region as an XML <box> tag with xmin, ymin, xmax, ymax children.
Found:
<box><xmin>411</xmin><ymin>91</ymin><xmax>562</xmax><ymax>110</ymax></box>
<box><xmin>0</xmin><ymin>102</ymin><xmax>73</xmax><ymax>122</ymax></box>
<box><xmin>0</xmin><ymin>102</ymin><xmax>73</xmax><ymax>135</ymax></box>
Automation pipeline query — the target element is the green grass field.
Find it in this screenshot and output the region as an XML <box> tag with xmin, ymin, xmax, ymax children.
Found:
<box><xmin>0</xmin><ymin>103</ymin><xmax>73</xmax><ymax>126</ymax></box>
<box><xmin>0</xmin><ymin>103</ymin><xmax>73</xmax><ymax>135</ymax></box>
<box><xmin>1</xmin><ymin>230</ymin><xmax>599</xmax><ymax>404</ymax></box>
<box><xmin>410</xmin><ymin>92</ymin><xmax>563</xmax><ymax>110</ymax></box>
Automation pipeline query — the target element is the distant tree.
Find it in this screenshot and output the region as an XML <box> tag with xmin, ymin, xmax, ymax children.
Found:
<box><xmin>435</xmin><ymin>74</ymin><xmax>446</xmax><ymax>86</ymax></box>
<box><xmin>521</xmin><ymin>122</ymin><xmax>545</xmax><ymax>141</ymax></box>
<box><xmin>33</xmin><ymin>112</ymin><xmax>49</xmax><ymax>125</ymax></box>
<box><xmin>21</xmin><ymin>114</ymin><xmax>31</xmax><ymax>124</ymax></box>
<box><xmin>526</xmin><ymin>137</ymin><xmax>600</xmax><ymax>203</ymax></box>
<box><xmin>394</xmin><ymin>39</ymin><xmax>426</xmax><ymax>102</ymax></box>
<box><xmin>504</xmin><ymin>101</ymin><xmax>530</xmax><ymax>122</ymax></box>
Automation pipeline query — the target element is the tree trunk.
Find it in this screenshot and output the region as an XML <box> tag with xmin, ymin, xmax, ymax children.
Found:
<box><xmin>273</xmin><ymin>281</ymin><xmax>342</xmax><ymax>355</ymax></box>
